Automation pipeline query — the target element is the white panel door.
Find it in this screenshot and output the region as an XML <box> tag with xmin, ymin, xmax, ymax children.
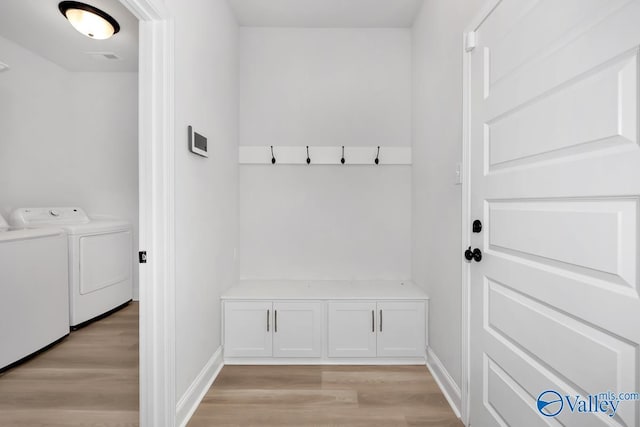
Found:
<box><xmin>328</xmin><ymin>302</ymin><xmax>377</xmax><ymax>357</ymax></box>
<box><xmin>224</xmin><ymin>301</ymin><xmax>272</xmax><ymax>357</ymax></box>
<box><xmin>377</xmin><ymin>301</ymin><xmax>425</xmax><ymax>357</ymax></box>
<box><xmin>469</xmin><ymin>1</ymin><xmax>640</xmax><ymax>426</ymax></box>
<box><xmin>273</xmin><ymin>301</ymin><xmax>322</xmax><ymax>358</ymax></box>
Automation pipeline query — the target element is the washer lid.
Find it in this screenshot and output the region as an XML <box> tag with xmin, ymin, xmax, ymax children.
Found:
<box><xmin>10</xmin><ymin>207</ymin><xmax>90</xmax><ymax>228</ymax></box>
<box><xmin>62</xmin><ymin>219</ymin><xmax>131</xmax><ymax>235</ymax></box>
<box><xmin>0</xmin><ymin>227</ymin><xmax>65</xmax><ymax>242</ymax></box>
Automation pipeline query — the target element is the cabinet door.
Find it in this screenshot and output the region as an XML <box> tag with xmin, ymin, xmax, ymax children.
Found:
<box><xmin>224</xmin><ymin>301</ymin><xmax>272</xmax><ymax>357</ymax></box>
<box><xmin>273</xmin><ymin>302</ymin><xmax>322</xmax><ymax>358</ymax></box>
<box><xmin>328</xmin><ymin>302</ymin><xmax>377</xmax><ymax>357</ymax></box>
<box><xmin>377</xmin><ymin>301</ymin><xmax>425</xmax><ymax>357</ymax></box>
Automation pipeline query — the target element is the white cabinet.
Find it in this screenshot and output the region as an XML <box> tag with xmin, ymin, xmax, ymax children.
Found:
<box><xmin>327</xmin><ymin>302</ymin><xmax>377</xmax><ymax>357</ymax></box>
<box><xmin>224</xmin><ymin>301</ymin><xmax>272</xmax><ymax>358</ymax></box>
<box><xmin>377</xmin><ymin>301</ymin><xmax>425</xmax><ymax>357</ymax></box>
<box><xmin>273</xmin><ymin>302</ymin><xmax>322</xmax><ymax>357</ymax></box>
<box><xmin>224</xmin><ymin>301</ymin><xmax>322</xmax><ymax>358</ymax></box>
<box><xmin>328</xmin><ymin>301</ymin><xmax>426</xmax><ymax>358</ymax></box>
<box><xmin>222</xmin><ymin>281</ymin><xmax>429</xmax><ymax>363</ymax></box>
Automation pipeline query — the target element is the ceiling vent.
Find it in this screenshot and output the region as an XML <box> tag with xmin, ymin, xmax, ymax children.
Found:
<box><xmin>86</xmin><ymin>51</ymin><xmax>122</xmax><ymax>61</ymax></box>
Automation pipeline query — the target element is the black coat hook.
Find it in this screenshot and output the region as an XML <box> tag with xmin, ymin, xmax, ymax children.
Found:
<box><xmin>375</xmin><ymin>146</ymin><xmax>380</xmax><ymax>165</ymax></box>
<box><xmin>270</xmin><ymin>146</ymin><xmax>276</xmax><ymax>164</ymax></box>
<box><xmin>341</xmin><ymin>146</ymin><xmax>345</xmax><ymax>164</ymax></box>
<box><xmin>306</xmin><ymin>146</ymin><xmax>311</xmax><ymax>165</ymax></box>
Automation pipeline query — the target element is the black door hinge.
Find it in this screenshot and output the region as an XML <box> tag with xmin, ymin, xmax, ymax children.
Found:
<box><xmin>139</xmin><ymin>251</ymin><xmax>147</xmax><ymax>264</ymax></box>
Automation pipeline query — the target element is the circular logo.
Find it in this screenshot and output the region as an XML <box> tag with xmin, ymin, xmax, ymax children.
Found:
<box><xmin>537</xmin><ymin>390</ymin><xmax>563</xmax><ymax>417</ymax></box>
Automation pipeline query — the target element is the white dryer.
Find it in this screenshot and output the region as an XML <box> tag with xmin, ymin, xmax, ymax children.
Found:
<box><xmin>10</xmin><ymin>207</ymin><xmax>133</xmax><ymax>329</ymax></box>
<box><xmin>0</xmin><ymin>213</ymin><xmax>69</xmax><ymax>371</ymax></box>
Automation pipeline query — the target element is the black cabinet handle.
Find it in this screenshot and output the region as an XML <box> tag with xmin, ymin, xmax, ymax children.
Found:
<box><xmin>267</xmin><ymin>309</ymin><xmax>270</xmax><ymax>332</ymax></box>
<box><xmin>275</xmin><ymin>310</ymin><xmax>278</xmax><ymax>333</ymax></box>
<box><xmin>371</xmin><ymin>310</ymin><xmax>375</xmax><ymax>332</ymax></box>
<box><xmin>380</xmin><ymin>310</ymin><xmax>383</xmax><ymax>332</ymax></box>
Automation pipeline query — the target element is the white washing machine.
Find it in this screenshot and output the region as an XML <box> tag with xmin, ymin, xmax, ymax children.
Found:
<box><xmin>0</xmin><ymin>213</ymin><xmax>69</xmax><ymax>371</ymax></box>
<box><xmin>10</xmin><ymin>207</ymin><xmax>133</xmax><ymax>329</ymax></box>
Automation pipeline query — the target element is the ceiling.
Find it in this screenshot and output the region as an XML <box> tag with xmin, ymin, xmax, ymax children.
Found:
<box><xmin>0</xmin><ymin>0</ymin><xmax>138</xmax><ymax>72</ymax></box>
<box><xmin>228</xmin><ymin>0</ymin><xmax>425</xmax><ymax>28</ymax></box>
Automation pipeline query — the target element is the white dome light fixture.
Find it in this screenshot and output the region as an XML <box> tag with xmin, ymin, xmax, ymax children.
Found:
<box><xmin>58</xmin><ymin>1</ymin><xmax>120</xmax><ymax>40</ymax></box>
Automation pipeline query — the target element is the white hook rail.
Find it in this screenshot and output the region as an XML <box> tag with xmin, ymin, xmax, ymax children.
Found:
<box><xmin>239</xmin><ymin>146</ymin><xmax>412</xmax><ymax>165</ymax></box>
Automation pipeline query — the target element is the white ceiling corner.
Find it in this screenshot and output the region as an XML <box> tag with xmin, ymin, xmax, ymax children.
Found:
<box><xmin>227</xmin><ymin>0</ymin><xmax>425</xmax><ymax>28</ymax></box>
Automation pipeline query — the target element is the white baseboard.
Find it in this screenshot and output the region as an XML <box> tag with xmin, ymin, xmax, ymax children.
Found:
<box><xmin>176</xmin><ymin>346</ymin><xmax>224</xmax><ymax>427</ymax></box>
<box><xmin>224</xmin><ymin>357</ymin><xmax>425</xmax><ymax>365</ymax></box>
<box><xmin>426</xmin><ymin>346</ymin><xmax>462</xmax><ymax>419</ymax></box>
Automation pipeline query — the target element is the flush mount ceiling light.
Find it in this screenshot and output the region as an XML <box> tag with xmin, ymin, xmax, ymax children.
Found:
<box><xmin>58</xmin><ymin>1</ymin><xmax>120</xmax><ymax>40</ymax></box>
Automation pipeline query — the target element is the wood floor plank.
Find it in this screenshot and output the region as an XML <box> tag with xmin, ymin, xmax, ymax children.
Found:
<box><xmin>189</xmin><ymin>364</ymin><xmax>462</xmax><ymax>426</ymax></box>
<box><xmin>0</xmin><ymin>303</ymin><xmax>139</xmax><ymax>427</ymax></box>
<box><xmin>0</xmin><ymin>410</ymin><xmax>139</xmax><ymax>427</ymax></box>
<box><xmin>203</xmin><ymin>388</ymin><xmax>358</xmax><ymax>407</ymax></box>
<box><xmin>189</xmin><ymin>407</ymin><xmax>408</xmax><ymax>427</ymax></box>
<box><xmin>213</xmin><ymin>365</ymin><xmax>322</xmax><ymax>389</ymax></box>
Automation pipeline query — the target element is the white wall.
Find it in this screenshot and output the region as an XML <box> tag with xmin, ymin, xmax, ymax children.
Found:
<box><xmin>0</xmin><ymin>35</ymin><xmax>140</xmax><ymax>297</ymax></box>
<box><xmin>240</xmin><ymin>28</ymin><xmax>411</xmax><ymax>148</ymax></box>
<box><xmin>239</xmin><ymin>28</ymin><xmax>412</xmax><ymax>280</ymax></box>
<box><xmin>412</xmin><ymin>0</ymin><xmax>485</xmax><ymax>394</ymax></box>
<box><xmin>166</xmin><ymin>0</ymin><xmax>239</xmax><ymax>401</ymax></box>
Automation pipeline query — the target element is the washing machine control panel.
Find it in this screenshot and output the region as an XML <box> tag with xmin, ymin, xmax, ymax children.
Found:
<box><xmin>9</xmin><ymin>207</ymin><xmax>90</xmax><ymax>228</ymax></box>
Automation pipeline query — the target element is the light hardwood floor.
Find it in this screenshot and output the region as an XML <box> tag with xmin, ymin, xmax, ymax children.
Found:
<box><xmin>0</xmin><ymin>302</ymin><xmax>139</xmax><ymax>427</ymax></box>
<box><xmin>0</xmin><ymin>304</ymin><xmax>460</xmax><ymax>426</ymax></box>
<box><xmin>189</xmin><ymin>365</ymin><xmax>463</xmax><ymax>426</ymax></box>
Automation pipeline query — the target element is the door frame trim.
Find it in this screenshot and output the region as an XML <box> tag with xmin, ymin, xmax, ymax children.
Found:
<box><xmin>118</xmin><ymin>0</ymin><xmax>176</xmax><ymax>425</ymax></box>
<box><xmin>461</xmin><ymin>1</ymin><xmax>502</xmax><ymax>425</ymax></box>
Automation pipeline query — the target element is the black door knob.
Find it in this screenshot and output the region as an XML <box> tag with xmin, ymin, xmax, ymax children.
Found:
<box><xmin>465</xmin><ymin>247</ymin><xmax>482</xmax><ymax>262</ymax></box>
<box><xmin>464</xmin><ymin>247</ymin><xmax>474</xmax><ymax>261</ymax></box>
